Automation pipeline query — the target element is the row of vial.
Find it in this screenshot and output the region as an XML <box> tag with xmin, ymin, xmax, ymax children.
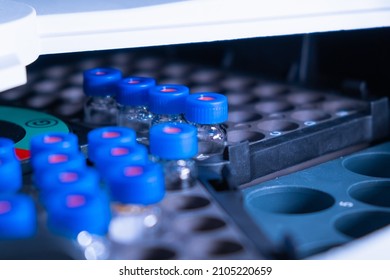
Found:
<box><xmin>83</xmin><ymin>67</ymin><xmax>229</xmax><ymax>159</ymax></box>
<box><xmin>0</xmin><ymin>119</ymin><xmax>205</xmax><ymax>259</ymax></box>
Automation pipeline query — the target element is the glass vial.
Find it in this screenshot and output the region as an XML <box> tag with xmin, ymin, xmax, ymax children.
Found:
<box><xmin>83</xmin><ymin>67</ymin><xmax>122</xmax><ymax>126</ymax></box>
<box><xmin>93</xmin><ymin>142</ymin><xmax>149</xmax><ymax>181</ymax></box>
<box><xmin>184</xmin><ymin>92</ymin><xmax>228</xmax><ymax>160</ymax></box>
<box><xmin>104</xmin><ymin>162</ymin><xmax>165</xmax><ymax>246</ymax></box>
<box><xmin>87</xmin><ymin>126</ymin><xmax>136</xmax><ymax>165</ymax></box>
<box><xmin>149</xmin><ymin>123</ymin><xmax>198</xmax><ymax>190</ymax></box>
<box><xmin>149</xmin><ymin>84</ymin><xmax>189</xmax><ymax>126</ymax></box>
<box><xmin>45</xmin><ymin>189</ymin><xmax>111</xmax><ymax>260</ymax></box>
<box><xmin>116</xmin><ymin>76</ymin><xmax>156</xmax><ymax>144</ymax></box>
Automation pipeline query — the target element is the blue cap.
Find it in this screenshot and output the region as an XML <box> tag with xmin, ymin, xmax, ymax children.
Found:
<box><xmin>105</xmin><ymin>162</ymin><xmax>165</xmax><ymax>205</ymax></box>
<box><xmin>83</xmin><ymin>67</ymin><xmax>122</xmax><ymax>97</ymax></box>
<box><xmin>30</xmin><ymin>132</ymin><xmax>79</xmax><ymax>159</ymax></box>
<box><xmin>0</xmin><ymin>138</ymin><xmax>22</xmax><ymax>193</ymax></box>
<box><xmin>45</xmin><ymin>191</ymin><xmax>111</xmax><ymax>239</ymax></box>
<box><xmin>31</xmin><ymin>150</ymin><xmax>86</xmax><ymax>174</ymax></box>
<box><xmin>185</xmin><ymin>92</ymin><xmax>228</xmax><ymax>124</ymax></box>
<box><xmin>0</xmin><ymin>138</ymin><xmax>17</xmax><ymax>159</ymax></box>
<box><xmin>149</xmin><ymin>84</ymin><xmax>189</xmax><ymax>114</ymax></box>
<box><xmin>94</xmin><ymin>143</ymin><xmax>148</xmax><ymax>176</ymax></box>
<box><xmin>87</xmin><ymin>126</ymin><xmax>136</xmax><ymax>163</ymax></box>
<box><xmin>0</xmin><ymin>157</ymin><xmax>22</xmax><ymax>193</ymax></box>
<box><xmin>116</xmin><ymin>76</ymin><xmax>156</xmax><ymax>106</ymax></box>
<box><xmin>149</xmin><ymin>123</ymin><xmax>198</xmax><ymax>160</ymax></box>
<box><xmin>0</xmin><ymin>194</ymin><xmax>37</xmax><ymax>239</ymax></box>
<box><xmin>34</xmin><ymin>167</ymin><xmax>99</xmax><ymax>198</ymax></box>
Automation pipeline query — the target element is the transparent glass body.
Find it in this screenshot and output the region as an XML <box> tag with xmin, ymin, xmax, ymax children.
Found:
<box><xmin>117</xmin><ymin>104</ymin><xmax>153</xmax><ymax>144</ymax></box>
<box><xmin>151</xmin><ymin>113</ymin><xmax>186</xmax><ymax>127</ymax></box>
<box><xmin>193</xmin><ymin>123</ymin><xmax>227</xmax><ymax>160</ymax></box>
<box><xmin>108</xmin><ymin>203</ymin><xmax>161</xmax><ymax>245</ymax></box>
<box><xmin>158</xmin><ymin>158</ymin><xmax>197</xmax><ymax>190</ymax></box>
<box><xmin>84</xmin><ymin>96</ymin><xmax>117</xmax><ymax>126</ymax></box>
<box><xmin>76</xmin><ymin>231</ymin><xmax>111</xmax><ymax>260</ymax></box>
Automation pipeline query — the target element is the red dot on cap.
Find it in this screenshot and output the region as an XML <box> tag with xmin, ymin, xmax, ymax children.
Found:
<box><xmin>0</xmin><ymin>201</ymin><xmax>11</xmax><ymax>215</ymax></box>
<box><xmin>124</xmin><ymin>166</ymin><xmax>143</xmax><ymax>177</ymax></box>
<box><xmin>128</xmin><ymin>79</ymin><xmax>141</xmax><ymax>84</ymax></box>
<box><xmin>163</xmin><ymin>126</ymin><xmax>181</xmax><ymax>134</ymax></box>
<box><xmin>102</xmin><ymin>131</ymin><xmax>120</xmax><ymax>139</ymax></box>
<box><xmin>160</xmin><ymin>87</ymin><xmax>177</xmax><ymax>93</ymax></box>
<box><xmin>43</xmin><ymin>136</ymin><xmax>63</xmax><ymax>144</ymax></box>
<box><xmin>111</xmin><ymin>147</ymin><xmax>129</xmax><ymax>156</ymax></box>
<box><xmin>198</xmin><ymin>96</ymin><xmax>215</xmax><ymax>101</ymax></box>
<box><xmin>66</xmin><ymin>195</ymin><xmax>86</xmax><ymax>208</ymax></box>
<box><xmin>48</xmin><ymin>154</ymin><xmax>69</xmax><ymax>164</ymax></box>
<box><xmin>94</xmin><ymin>71</ymin><xmax>107</xmax><ymax>76</ymax></box>
<box><xmin>59</xmin><ymin>172</ymin><xmax>79</xmax><ymax>183</ymax></box>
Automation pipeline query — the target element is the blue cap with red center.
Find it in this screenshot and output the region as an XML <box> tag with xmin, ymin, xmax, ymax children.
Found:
<box><xmin>35</xmin><ymin>167</ymin><xmax>100</xmax><ymax>200</ymax></box>
<box><xmin>0</xmin><ymin>138</ymin><xmax>22</xmax><ymax>193</ymax></box>
<box><xmin>105</xmin><ymin>162</ymin><xmax>165</xmax><ymax>205</ymax></box>
<box><xmin>0</xmin><ymin>194</ymin><xmax>37</xmax><ymax>239</ymax></box>
<box><xmin>116</xmin><ymin>76</ymin><xmax>156</xmax><ymax>106</ymax></box>
<box><xmin>87</xmin><ymin>126</ymin><xmax>136</xmax><ymax>163</ymax></box>
<box><xmin>149</xmin><ymin>84</ymin><xmax>189</xmax><ymax>114</ymax></box>
<box><xmin>30</xmin><ymin>150</ymin><xmax>86</xmax><ymax>174</ymax></box>
<box><xmin>149</xmin><ymin>123</ymin><xmax>198</xmax><ymax>160</ymax></box>
<box><xmin>94</xmin><ymin>143</ymin><xmax>148</xmax><ymax>176</ymax></box>
<box><xmin>83</xmin><ymin>67</ymin><xmax>122</xmax><ymax>97</ymax></box>
<box><xmin>45</xmin><ymin>191</ymin><xmax>111</xmax><ymax>239</ymax></box>
<box><xmin>185</xmin><ymin>92</ymin><xmax>228</xmax><ymax>124</ymax></box>
<box><xmin>30</xmin><ymin>132</ymin><xmax>79</xmax><ymax>159</ymax></box>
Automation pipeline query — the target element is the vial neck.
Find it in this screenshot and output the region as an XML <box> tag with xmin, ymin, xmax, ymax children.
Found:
<box><xmin>154</xmin><ymin>158</ymin><xmax>197</xmax><ymax>190</ymax></box>
<box><xmin>152</xmin><ymin>113</ymin><xmax>185</xmax><ymax>125</ymax></box>
<box><xmin>90</xmin><ymin>95</ymin><xmax>115</xmax><ymax>101</ymax></box>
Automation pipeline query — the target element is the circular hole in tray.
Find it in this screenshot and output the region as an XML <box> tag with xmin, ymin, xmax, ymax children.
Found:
<box><xmin>134</xmin><ymin>56</ymin><xmax>163</xmax><ymax>71</ymax></box>
<box><xmin>225</xmin><ymin>92</ymin><xmax>257</xmax><ymax>106</ymax></box>
<box><xmin>227</xmin><ymin>130</ymin><xmax>265</xmax><ymax>143</ymax></box>
<box><xmin>162</xmin><ymin>62</ymin><xmax>192</xmax><ymax>78</ymax></box>
<box><xmin>0</xmin><ymin>87</ymin><xmax>28</xmax><ymax>101</ymax></box>
<box><xmin>164</xmin><ymin>195</ymin><xmax>211</xmax><ymax>211</ymax></box>
<box><xmin>32</xmin><ymin>80</ymin><xmax>61</xmax><ymax>94</ymax></box>
<box><xmin>190</xmin><ymin>68</ymin><xmax>222</xmax><ymax>84</ymax></box>
<box><xmin>26</xmin><ymin>95</ymin><xmax>57</xmax><ymax>109</ymax></box>
<box><xmin>228</xmin><ymin>111</ymin><xmax>262</xmax><ymax>123</ymax></box>
<box><xmin>290</xmin><ymin>109</ymin><xmax>331</xmax><ymax>122</ymax></box>
<box><xmin>320</xmin><ymin>100</ymin><xmax>366</xmax><ymax>115</ymax></box>
<box><xmin>43</xmin><ymin>65</ymin><xmax>70</xmax><ymax>79</ymax></box>
<box><xmin>349</xmin><ymin>181</ymin><xmax>390</xmax><ymax>207</ymax></box>
<box><xmin>255</xmin><ymin>101</ymin><xmax>293</xmax><ymax>114</ymax></box>
<box><xmin>257</xmin><ymin>120</ymin><xmax>299</xmax><ymax>132</ymax></box>
<box><xmin>220</xmin><ymin>76</ymin><xmax>254</xmax><ymax>91</ymax></box>
<box><xmin>141</xmin><ymin>247</ymin><xmax>177</xmax><ymax>260</ymax></box>
<box><xmin>206</xmin><ymin>240</ymin><xmax>244</xmax><ymax>256</ymax></box>
<box><xmin>343</xmin><ymin>153</ymin><xmax>390</xmax><ymax>178</ymax></box>
<box><xmin>287</xmin><ymin>91</ymin><xmax>324</xmax><ymax>105</ymax></box>
<box><xmin>190</xmin><ymin>85</ymin><xmax>223</xmax><ymax>93</ymax></box>
<box><xmin>159</xmin><ymin>77</ymin><xmax>189</xmax><ymax>85</ymax></box>
<box><xmin>176</xmin><ymin>216</ymin><xmax>227</xmax><ymax>233</ymax></box>
<box><xmin>252</xmin><ymin>83</ymin><xmax>289</xmax><ymax>98</ymax></box>
<box><xmin>245</xmin><ymin>186</ymin><xmax>335</xmax><ymax>214</ymax></box>
<box><xmin>59</xmin><ymin>87</ymin><xmax>84</xmax><ymax>102</ymax></box>
<box><xmin>335</xmin><ymin>211</ymin><xmax>390</xmax><ymax>239</ymax></box>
